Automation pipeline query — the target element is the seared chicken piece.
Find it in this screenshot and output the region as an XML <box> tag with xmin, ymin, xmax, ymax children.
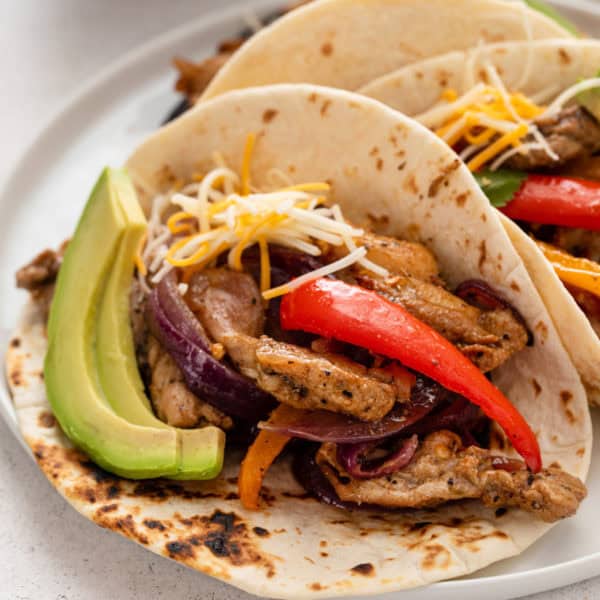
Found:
<box><xmin>224</xmin><ymin>334</ymin><xmax>403</xmax><ymax>421</ymax></box>
<box><xmin>356</xmin><ymin>272</ymin><xmax>528</xmax><ymax>372</ymax></box>
<box><xmin>16</xmin><ymin>243</ymin><xmax>69</xmax><ymax>320</ymax></box>
<box><xmin>187</xmin><ymin>268</ymin><xmax>406</xmax><ymax>421</ymax></box>
<box><xmin>173</xmin><ymin>2</ymin><xmax>314</xmax><ymax>105</ymax></box>
<box><xmin>147</xmin><ymin>337</ymin><xmax>233</xmax><ymax>430</ymax></box>
<box><xmin>174</xmin><ymin>44</ymin><xmax>241</xmax><ymax>105</ymax></box>
<box><xmin>318</xmin><ymin>431</ymin><xmax>586</xmax><ymax>523</ymax></box>
<box><xmin>186</xmin><ymin>268</ymin><xmax>264</xmax><ymax>340</ymax></box>
<box><xmin>327</xmin><ymin>231</ymin><xmax>440</xmax><ymax>281</ymax></box>
<box><xmin>506</xmin><ymin>105</ymin><xmax>600</xmax><ymax>171</ymax></box>
<box><xmin>16</xmin><ymin>248</ymin><xmax>63</xmax><ymax>291</ymax></box>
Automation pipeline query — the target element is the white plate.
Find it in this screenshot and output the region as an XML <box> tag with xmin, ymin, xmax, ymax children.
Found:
<box><xmin>1</xmin><ymin>1</ymin><xmax>600</xmax><ymax>598</ymax></box>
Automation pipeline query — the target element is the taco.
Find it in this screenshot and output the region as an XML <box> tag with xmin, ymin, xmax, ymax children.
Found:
<box><xmin>171</xmin><ymin>0</ymin><xmax>575</xmax><ymax>111</ymax></box>
<box><xmin>8</xmin><ymin>85</ymin><xmax>590</xmax><ymax>598</ymax></box>
<box><xmin>360</xmin><ymin>38</ymin><xmax>600</xmax><ymax>406</ymax></box>
<box><xmin>190</xmin><ymin>0</ymin><xmax>573</xmax><ymax>103</ymax></box>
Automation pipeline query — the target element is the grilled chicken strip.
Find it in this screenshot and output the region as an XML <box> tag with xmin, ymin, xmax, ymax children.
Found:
<box><xmin>16</xmin><ymin>248</ymin><xmax>63</xmax><ymax>291</ymax></box>
<box><xmin>147</xmin><ymin>336</ymin><xmax>233</xmax><ymax>430</ymax></box>
<box><xmin>356</xmin><ymin>272</ymin><xmax>528</xmax><ymax>372</ymax></box>
<box><xmin>185</xmin><ymin>268</ymin><xmax>265</xmax><ymax>340</ymax></box>
<box><xmin>16</xmin><ymin>243</ymin><xmax>68</xmax><ymax>320</ymax></box>
<box><xmin>186</xmin><ymin>268</ymin><xmax>407</xmax><ymax>420</ymax></box>
<box><xmin>173</xmin><ymin>40</ymin><xmax>243</xmax><ymax>105</ymax></box>
<box><xmin>506</xmin><ymin>105</ymin><xmax>600</xmax><ymax>171</ymax></box>
<box><xmin>327</xmin><ymin>231</ymin><xmax>440</xmax><ymax>281</ymax></box>
<box><xmin>174</xmin><ymin>1</ymin><xmax>313</xmax><ymax>105</ymax></box>
<box><xmin>317</xmin><ymin>431</ymin><xmax>586</xmax><ymax>522</ymax></box>
<box><xmin>226</xmin><ymin>333</ymin><xmax>405</xmax><ymax>421</ymax></box>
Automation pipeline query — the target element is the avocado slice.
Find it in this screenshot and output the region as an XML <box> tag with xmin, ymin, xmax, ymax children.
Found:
<box><xmin>45</xmin><ymin>168</ymin><xmax>224</xmax><ymax>479</ymax></box>
<box><xmin>96</xmin><ymin>180</ymin><xmax>224</xmax><ymax>479</ymax></box>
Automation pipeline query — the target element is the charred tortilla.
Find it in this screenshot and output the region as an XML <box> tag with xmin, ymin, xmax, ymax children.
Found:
<box><xmin>7</xmin><ymin>85</ymin><xmax>591</xmax><ymax>598</ymax></box>
<box><xmin>360</xmin><ymin>39</ymin><xmax>600</xmax><ymax>406</ymax></box>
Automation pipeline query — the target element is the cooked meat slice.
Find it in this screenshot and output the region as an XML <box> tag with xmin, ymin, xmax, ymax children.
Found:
<box><xmin>560</xmin><ymin>154</ymin><xmax>600</xmax><ymax>182</ymax></box>
<box><xmin>326</xmin><ymin>231</ymin><xmax>440</xmax><ymax>281</ymax></box>
<box><xmin>356</xmin><ymin>272</ymin><xmax>528</xmax><ymax>372</ymax></box>
<box><xmin>566</xmin><ymin>285</ymin><xmax>600</xmax><ymax>338</ymax></box>
<box><xmin>130</xmin><ymin>279</ymin><xmax>148</xmax><ymax>357</ymax></box>
<box><xmin>16</xmin><ymin>242</ymin><xmax>69</xmax><ymax>321</ymax></box>
<box><xmin>457</xmin><ymin>307</ymin><xmax>530</xmax><ymax>373</ymax></box>
<box><xmin>185</xmin><ymin>268</ymin><xmax>264</xmax><ymax>341</ymax></box>
<box><xmin>147</xmin><ymin>336</ymin><xmax>233</xmax><ymax>430</ymax></box>
<box><xmin>174</xmin><ymin>2</ymin><xmax>313</xmax><ymax>104</ymax></box>
<box><xmin>551</xmin><ymin>227</ymin><xmax>600</xmax><ymax>264</ymax></box>
<box><xmin>16</xmin><ymin>246</ymin><xmax>64</xmax><ymax>291</ymax></box>
<box><xmin>174</xmin><ymin>46</ymin><xmax>241</xmax><ymax>104</ymax></box>
<box><xmin>222</xmin><ymin>333</ymin><xmax>404</xmax><ymax>421</ymax></box>
<box><xmin>317</xmin><ymin>430</ymin><xmax>586</xmax><ymax>522</ymax></box>
<box><xmin>506</xmin><ymin>106</ymin><xmax>600</xmax><ymax>171</ymax></box>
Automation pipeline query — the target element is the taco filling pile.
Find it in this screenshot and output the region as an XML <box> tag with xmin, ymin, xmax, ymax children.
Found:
<box><xmin>16</xmin><ymin>126</ymin><xmax>585</xmax><ymax>521</ymax></box>
<box><xmin>414</xmin><ymin>63</ymin><xmax>600</xmax><ymax>335</ymax></box>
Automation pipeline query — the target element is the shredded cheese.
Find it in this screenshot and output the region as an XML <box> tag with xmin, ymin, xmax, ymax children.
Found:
<box><xmin>545</xmin><ymin>78</ymin><xmax>600</xmax><ymax>116</ymax></box>
<box><xmin>467</xmin><ymin>124</ymin><xmax>528</xmax><ymax>172</ymax></box>
<box><xmin>241</xmin><ymin>132</ymin><xmax>256</xmax><ymax>195</ymax></box>
<box><xmin>134</xmin><ymin>232</ymin><xmax>148</xmax><ymax>276</ymax></box>
<box><xmin>139</xmin><ymin>134</ymin><xmax>388</xmax><ymax>299</ymax></box>
<box><xmin>421</xmin><ymin>62</ymin><xmax>561</xmax><ymax>172</ymax></box>
<box><xmin>262</xmin><ymin>247</ymin><xmax>368</xmax><ymax>300</ymax></box>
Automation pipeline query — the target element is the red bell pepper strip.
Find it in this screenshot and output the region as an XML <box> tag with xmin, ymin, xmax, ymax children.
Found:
<box><xmin>280</xmin><ymin>278</ymin><xmax>542</xmax><ymax>473</ymax></box>
<box><xmin>501</xmin><ymin>174</ymin><xmax>600</xmax><ymax>230</ymax></box>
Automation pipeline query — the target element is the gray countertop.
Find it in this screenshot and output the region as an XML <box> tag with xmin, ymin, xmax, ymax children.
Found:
<box><xmin>0</xmin><ymin>1</ymin><xmax>597</xmax><ymax>598</ymax></box>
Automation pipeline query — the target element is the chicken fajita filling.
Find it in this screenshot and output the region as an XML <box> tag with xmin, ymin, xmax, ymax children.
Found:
<box><xmin>405</xmin><ymin>64</ymin><xmax>600</xmax><ymax>337</ymax></box>
<box><xmin>18</xmin><ymin>135</ymin><xmax>586</xmax><ymax>522</ymax></box>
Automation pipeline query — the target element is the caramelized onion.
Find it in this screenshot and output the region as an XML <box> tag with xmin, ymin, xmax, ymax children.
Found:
<box><xmin>292</xmin><ymin>445</ymin><xmax>357</xmax><ymax>510</ymax></box>
<box><xmin>259</xmin><ymin>376</ymin><xmax>447</xmax><ymax>443</ymax></box>
<box><xmin>146</xmin><ymin>277</ymin><xmax>275</xmax><ymax>421</ymax></box>
<box><xmin>337</xmin><ymin>435</ymin><xmax>418</xmax><ymax>480</ymax></box>
<box><xmin>455</xmin><ymin>279</ymin><xmax>532</xmax><ymax>345</ymax></box>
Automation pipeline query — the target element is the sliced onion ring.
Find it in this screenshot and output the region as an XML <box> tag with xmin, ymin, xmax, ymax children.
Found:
<box><xmin>336</xmin><ymin>435</ymin><xmax>418</xmax><ymax>480</ymax></box>
<box><xmin>146</xmin><ymin>278</ymin><xmax>275</xmax><ymax>421</ymax></box>
<box><xmin>259</xmin><ymin>376</ymin><xmax>448</xmax><ymax>443</ymax></box>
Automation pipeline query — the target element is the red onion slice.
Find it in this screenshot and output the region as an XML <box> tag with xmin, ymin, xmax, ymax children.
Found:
<box><xmin>259</xmin><ymin>376</ymin><xmax>447</xmax><ymax>443</ymax></box>
<box><xmin>146</xmin><ymin>285</ymin><xmax>275</xmax><ymax>421</ymax></box>
<box><xmin>292</xmin><ymin>445</ymin><xmax>358</xmax><ymax>510</ymax></box>
<box><xmin>455</xmin><ymin>279</ymin><xmax>532</xmax><ymax>345</ymax></box>
<box><xmin>337</xmin><ymin>435</ymin><xmax>419</xmax><ymax>480</ymax></box>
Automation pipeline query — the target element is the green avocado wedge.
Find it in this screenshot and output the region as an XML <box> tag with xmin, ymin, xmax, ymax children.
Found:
<box><xmin>95</xmin><ymin>176</ymin><xmax>224</xmax><ymax>479</ymax></box>
<box><xmin>45</xmin><ymin>168</ymin><xmax>224</xmax><ymax>479</ymax></box>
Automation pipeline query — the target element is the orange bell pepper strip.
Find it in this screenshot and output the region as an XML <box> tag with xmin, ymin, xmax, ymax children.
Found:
<box><xmin>238</xmin><ymin>404</ymin><xmax>293</xmax><ymax>510</ymax></box>
<box><xmin>536</xmin><ymin>240</ymin><xmax>600</xmax><ymax>299</ymax></box>
<box><xmin>281</xmin><ymin>278</ymin><xmax>542</xmax><ymax>472</ymax></box>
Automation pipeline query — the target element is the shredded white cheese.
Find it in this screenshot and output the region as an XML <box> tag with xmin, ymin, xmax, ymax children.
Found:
<box><xmin>138</xmin><ymin>138</ymin><xmax>389</xmax><ymax>299</ymax></box>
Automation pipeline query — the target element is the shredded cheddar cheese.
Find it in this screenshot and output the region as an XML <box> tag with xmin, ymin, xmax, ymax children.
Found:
<box><xmin>134</xmin><ymin>232</ymin><xmax>148</xmax><ymax>277</ymax></box>
<box><xmin>418</xmin><ymin>61</ymin><xmax>564</xmax><ymax>172</ymax></box>
<box><xmin>139</xmin><ymin>134</ymin><xmax>388</xmax><ymax>299</ymax></box>
<box><xmin>467</xmin><ymin>124</ymin><xmax>528</xmax><ymax>172</ymax></box>
<box><xmin>422</xmin><ymin>62</ymin><xmax>600</xmax><ymax>173</ymax></box>
<box><xmin>241</xmin><ymin>132</ymin><xmax>256</xmax><ymax>195</ymax></box>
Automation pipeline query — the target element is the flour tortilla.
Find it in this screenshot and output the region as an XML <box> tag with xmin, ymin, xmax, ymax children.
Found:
<box><xmin>360</xmin><ymin>38</ymin><xmax>600</xmax><ymax>407</ymax></box>
<box><xmin>201</xmin><ymin>0</ymin><xmax>572</xmax><ymax>101</ymax></box>
<box><xmin>7</xmin><ymin>85</ymin><xmax>591</xmax><ymax>598</ymax></box>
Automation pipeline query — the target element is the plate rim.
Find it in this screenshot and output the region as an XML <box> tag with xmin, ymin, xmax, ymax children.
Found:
<box><xmin>1</xmin><ymin>1</ymin><xmax>600</xmax><ymax>598</ymax></box>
